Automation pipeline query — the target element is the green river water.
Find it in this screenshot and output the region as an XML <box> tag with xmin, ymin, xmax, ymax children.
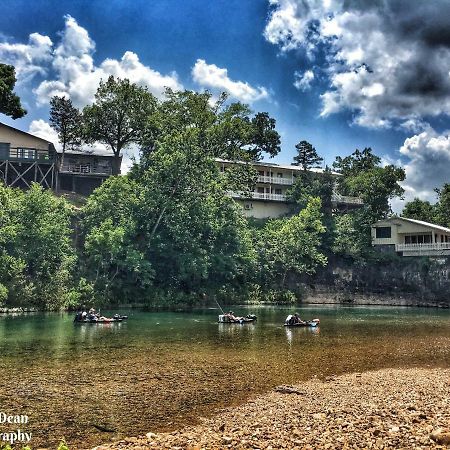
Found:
<box><xmin>0</xmin><ymin>305</ymin><xmax>449</xmax><ymax>448</ymax></box>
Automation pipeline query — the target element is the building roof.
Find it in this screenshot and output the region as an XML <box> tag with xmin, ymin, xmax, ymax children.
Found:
<box><xmin>216</xmin><ymin>158</ymin><xmax>341</xmax><ymax>176</ymax></box>
<box><xmin>57</xmin><ymin>148</ymin><xmax>114</xmax><ymax>157</ymax></box>
<box><xmin>374</xmin><ymin>216</ymin><xmax>450</xmax><ymax>234</ymax></box>
<box><xmin>0</xmin><ymin>121</ymin><xmax>55</xmax><ymax>150</ymax></box>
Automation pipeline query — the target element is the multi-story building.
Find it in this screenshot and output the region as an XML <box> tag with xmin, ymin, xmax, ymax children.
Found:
<box><xmin>217</xmin><ymin>159</ymin><xmax>363</xmax><ymax>219</ymax></box>
<box><xmin>0</xmin><ymin>122</ymin><xmax>117</xmax><ymax>195</ymax></box>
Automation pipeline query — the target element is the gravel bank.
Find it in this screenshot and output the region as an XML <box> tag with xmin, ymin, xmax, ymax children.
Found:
<box><xmin>95</xmin><ymin>368</ymin><xmax>450</xmax><ymax>449</ymax></box>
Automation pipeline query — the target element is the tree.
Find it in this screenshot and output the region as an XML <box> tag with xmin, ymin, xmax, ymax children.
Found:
<box><xmin>402</xmin><ymin>198</ymin><xmax>435</xmax><ymax>223</ymax></box>
<box><xmin>255</xmin><ymin>197</ymin><xmax>327</xmax><ymax>288</ymax></box>
<box><xmin>333</xmin><ymin>147</ymin><xmax>405</xmax><ymax>255</ymax></box>
<box><xmin>0</xmin><ymin>64</ymin><xmax>26</xmax><ymax>119</ymax></box>
<box><xmin>49</xmin><ymin>96</ymin><xmax>82</xmax><ymax>169</ymax></box>
<box><xmin>434</xmin><ymin>183</ymin><xmax>450</xmax><ymax>227</ymax></box>
<box><xmin>292</xmin><ymin>140</ymin><xmax>323</xmax><ymax>170</ymax></box>
<box><xmin>83</xmin><ymin>76</ymin><xmax>158</xmax><ymax>175</ymax></box>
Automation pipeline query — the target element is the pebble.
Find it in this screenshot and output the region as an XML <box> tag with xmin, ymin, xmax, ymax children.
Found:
<box><xmin>95</xmin><ymin>368</ymin><xmax>450</xmax><ymax>450</ymax></box>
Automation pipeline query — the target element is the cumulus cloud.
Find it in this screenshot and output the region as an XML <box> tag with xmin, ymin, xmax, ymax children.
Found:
<box><xmin>264</xmin><ymin>0</ymin><xmax>450</xmax><ymax>128</ymax></box>
<box><xmin>29</xmin><ymin>119</ymin><xmax>60</xmax><ymax>147</ymax></box>
<box><xmin>192</xmin><ymin>59</ymin><xmax>269</xmax><ymax>103</ymax></box>
<box><xmin>294</xmin><ymin>69</ymin><xmax>314</xmax><ymax>91</ymax></box>
<box><xmin>0</xmin><ymin>15</ymin><xmax>182</xmax><ymax>108</ymax></box>
<box><xmin>399</xmin><ymin>127</ymin><xmax>450</xmax><ymax>204</ymax></box>
<box><xmin>0</xmin><ymin>32</ymin><xmax>53</xmax><ymax>82</ymax></box>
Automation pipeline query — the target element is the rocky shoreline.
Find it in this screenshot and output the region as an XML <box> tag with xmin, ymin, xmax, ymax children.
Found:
<box><xmin>94</xmin><ymin>368</ymin><xmax>450</xmax><ymax>449</ymax></box>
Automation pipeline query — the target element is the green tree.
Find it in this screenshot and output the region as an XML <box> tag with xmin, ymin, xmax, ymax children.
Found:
<box><xmin>292</xmin><ymin>140</ymin><xmax>323</xmax><ymax>170</ymax></box>
<box><xmin>49</xmin><ymin>96</ymin><xmax>82</xmax><ymax>168</ymax></box>
<box><xmin>83</xmin><ymin>76</ymin><xmax>157</xmax><ymax>175</ymax></box>
<box><xmin>434</xmin><ymin>183</ymin><xmax>450</xmax><ymax>227</ymax></box>
<box><xmin>0</xmin><ymin>64</ymin><xmax>26</xmax><ymax>119</ymax></box>
<box><xmin>256</xmin><ymin>197</ymin><xmax>327</xmax><ymax>288</ymax></box>
<box><xmin>402</xmin><ymin>198</ymin><xmax>435</xmax><ymax>223</ymax></box>
<box><xmin>333</xmin><ymin>147</ymin><xmax>405</xmax><ymax>255</ymax></box>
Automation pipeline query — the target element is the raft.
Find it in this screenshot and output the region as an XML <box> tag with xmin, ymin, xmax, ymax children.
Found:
<box><xmin>284</xmin><ymin>318</ymin><xmax>320</xmax><ymax>328</ymax></box>
<box><xmin>74</xmin><ymin>314</ymin><xmax>128</xmax><ymax>324</ymax></box>
<box><xmin>218</xmin><ymin>314</ymin><xmax>257</xmax><ymax>324</ymax></box>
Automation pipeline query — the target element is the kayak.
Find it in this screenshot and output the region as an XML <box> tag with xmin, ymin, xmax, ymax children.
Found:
<box><xmin>284</xmin><ymin>318</ymin><xmax>320</xmax><ymax>328</ymax></box>
<box><xmin>218</xmin><ymin>314</ymin><xmax>257</xmax><ymax>324</ymax></box>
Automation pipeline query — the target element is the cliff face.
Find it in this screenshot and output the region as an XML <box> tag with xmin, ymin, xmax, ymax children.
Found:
<box><xmin>302</xmin><ymin>255</ymin><xmax>450</xmax><ymax>307</ymax></box>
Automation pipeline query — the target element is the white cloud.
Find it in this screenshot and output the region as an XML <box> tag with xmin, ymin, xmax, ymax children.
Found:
<box><xmin>0</xmin><ymin>15</ymin><xmax>182</xmax><ymax>108</ymax></box>
<box><xmin>399</xmin><ymin>127</ymin><xmax>450</xmax><ymax>204</ymax></box>
<box><xmin>0</xmin><ymin>32</ymin><xmax>53</xmax><ymax>83</ymax></box>
<box><xmin>29</xmin><ymin>119</ymin><xmax>60</xmax><ymax>148</ymax></box>
<box><xmin>294</xmin><ymin>69</ymin><xmax>314</xmax><ymax>91</ymax></box>
<box><xmin>192</xmin><ymin>59</ymin><xmax>269</xmax><ymax>103</ymax></box>
<box><xmin>264</xmin><ymin>1</ymin><xmax>450</xmax><ymax>128</ymax></box>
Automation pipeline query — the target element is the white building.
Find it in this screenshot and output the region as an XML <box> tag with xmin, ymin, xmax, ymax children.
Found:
<box><xmin>372</xmin><ymin>217</ymin><xmax>450</xmax><ymax>256</ymax></box>
<box><xmin>217</xmin><ymin>159</ymin><xmax>363</xmax><ymax>219</ymax></box>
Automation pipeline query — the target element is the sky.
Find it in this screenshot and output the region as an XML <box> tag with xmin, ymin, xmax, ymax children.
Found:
<box><xmin>1</xmin><ymin>0</ymin><xmax>450</xmax><ymax>210</ymax></box>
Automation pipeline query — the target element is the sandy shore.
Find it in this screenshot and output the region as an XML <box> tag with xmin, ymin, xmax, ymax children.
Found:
<box><xmin>94</xmin><ymin>368</ymin><xmax>450</xmax><ymax>449</ymax></box>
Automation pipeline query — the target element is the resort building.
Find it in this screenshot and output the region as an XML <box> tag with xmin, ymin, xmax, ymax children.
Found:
<box><xmin>0</xmin><ymin>122</ymin><xmax>117</xmax><ymax>195</ymax></box>
<box><xmin>372</xmin><ymin>217</ymin><xmax>450</xmax><ymax>257</ymax></box>
<box><xmin>217</xmin><ymin>159</ymin><xmax>363</xmax><ymax>219</ymax></box>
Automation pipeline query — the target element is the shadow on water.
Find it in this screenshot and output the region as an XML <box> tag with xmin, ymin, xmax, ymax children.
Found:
<box><xmin>0</xmin><ymin>305</ymin><xmax>448</xmax><ymax>448</ymax></box>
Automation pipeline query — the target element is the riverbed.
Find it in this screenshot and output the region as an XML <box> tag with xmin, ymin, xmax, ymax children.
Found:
<box><xmin>0</xmin><ymin>305</ymin><xmax>448</xmax><ymax>448</ymax></box>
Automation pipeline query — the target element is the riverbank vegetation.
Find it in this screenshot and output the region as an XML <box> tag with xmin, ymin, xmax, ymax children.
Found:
<box><xmin>0</xmin><ymin>76</ymin><xmax>429</xmax><ymax>310</ymax></box>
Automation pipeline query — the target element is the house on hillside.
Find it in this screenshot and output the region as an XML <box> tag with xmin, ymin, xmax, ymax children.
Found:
<box><xmin>217</xmin><ymin>159</ymin><xmax>363</xmax><ymax>219</ymax></box>
<box><xmin>0</xmin><ymin>122</ymin><xmax>118</xmax><ymax>195</ymax></box>
<box><xmin>372</xmin><ymin>216</ymin><xmax>450</xmax><ymax>256</ymax></box>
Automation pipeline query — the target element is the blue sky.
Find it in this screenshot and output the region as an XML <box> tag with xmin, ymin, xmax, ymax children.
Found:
<box><xmin>1</xmin><ymin>0</ymin><xmax>450</xmax><ymax>208</ymax></box>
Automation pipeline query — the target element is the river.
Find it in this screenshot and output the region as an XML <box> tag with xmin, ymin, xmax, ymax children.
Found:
<box><xmin>0</xmin><ymin>305</ymin><xmax>448</xmax><ymax>448</ymax></box>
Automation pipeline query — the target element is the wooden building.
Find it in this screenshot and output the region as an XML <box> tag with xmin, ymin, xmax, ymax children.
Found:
<box><xmin>0</xmin><ymin>122</ymin><xmax>117</xmax><ymax>195</ymax></box>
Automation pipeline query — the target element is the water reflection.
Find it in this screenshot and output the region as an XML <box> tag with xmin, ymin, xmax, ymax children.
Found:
<box><xmin>284</xmin><ymin>325</ymin><xmax>320</xmax><ymax>347</ymax></box>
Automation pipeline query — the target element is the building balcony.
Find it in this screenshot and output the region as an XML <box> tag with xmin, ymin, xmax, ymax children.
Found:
<box><xmin>395</xmin><ymin>242</ymin><xmax>450</xmax><ymax>256</ymax></box>
<box><xmin>227</xmin><ymin>191</ymin><xmax>287</xmax><ymax>202</ymax></box>
<box><xmin>257</xmin><ymin>175</ymin><xmax>293</xmax><ymax>185</ymax></box>
<box><xmin>59</xmin><ymin>162</ymin><xmax>112</xmax><ymax>175</ymax></box>
<box><xmin>0</xmin><ymin>147</ymin><xmax>54</xmax><ymax>163</ymax></box>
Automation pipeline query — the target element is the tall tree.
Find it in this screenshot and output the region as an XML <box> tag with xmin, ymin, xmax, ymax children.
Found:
<box><xmin>292</xmin><ymin>140</ymin><xmax>323</xmax><ymax>170</ymax></box>
<box><xmin>0</xmin><ymin>64</ymin><xmax>26</xmax><ymax>119</ymax></box>
<box><xmin>402</xmin><ymin>198</ymin><xmax>435</xmax><ymax>223</ymax></box>
<box><xmin>49</xmin><ymin>96</ymin><xmax>82</xmax><ymax>168</ymax></box>
<box><xmin>83</xmin><ymin>76</ymin><xmax>157</xmax><ymax>175</ymax></box>
<box><xmin>434</xmin><ymin>183</ymin><xmax>450</xmax><ymax>227</ymax></box>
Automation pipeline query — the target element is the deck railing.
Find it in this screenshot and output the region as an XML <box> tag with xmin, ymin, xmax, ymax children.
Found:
<box><xmin>257</xmin><ymin>175</ymin><xmax>293</xmax><ymax>185</ymax></box>
<box><xmin>331</xmin><ymin>193</ymin><xmax>364</xmax><ymax>205</ymax></box>
<box><xmin>227</xmin><ymin>191</ymin><xmax>287</xmax><ymax>202</ymax></box>
<box><xmin>395</xmin><ymin>243</ymin><xmax>450</xmax><ymax>252</ymax></box>
<box><xmin>59</xmin><ymin>162</ymin><xmax>112</xmax><ymax>175</ymax></box>
<box><xmin>0</xmin><ymin>147</ymin><xmax>54</xmax><ymax>162</ymax></box>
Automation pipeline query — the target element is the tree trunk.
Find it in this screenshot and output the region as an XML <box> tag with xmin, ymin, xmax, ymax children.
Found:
<box><xmin>112</xmin><ymin>154</ymin><xmax>121</xmax><ymax>175</ymax></box>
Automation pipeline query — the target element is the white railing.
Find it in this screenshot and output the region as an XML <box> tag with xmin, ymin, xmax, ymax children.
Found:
<box><xmin>331</xmin><ymin>193</ymin><xmax>364</xmax><ymax>205</ymax></box>
<box><xmin>59</xmin><ymin>163</ymin><xmax>112</xmax><ymax>175</ymax></box>
<box><xmin>396</xmin><ymin>243</ymin><xmax>450</xmax><ymax>252</ymax></box>
<box><xmin>227</xmin><ymin>191</ymin><xmax>287</xmax><ymax>202</ymax></box>
<box><xmin>257</xmin><ymin>175</ymin><xmax>293</xmax><ymax>185</ymax></box>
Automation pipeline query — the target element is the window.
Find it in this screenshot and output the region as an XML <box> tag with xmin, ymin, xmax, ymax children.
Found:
<box><xmin>424</xmin><ymin>235</ymin><xmax>431</xmax><ymax>244</ymax></box>
<box><xmin>275</xmin><ymin>188</ymin><xmax>282</xmax><ymax>195</ymax></box>
<box><xmin>277</xmin><ymin>172</ymin><xmax>283</xmax><ymax>178</ymax></box>
<box><xmin>376</xmin><ymin>226</ymin><xmax>391</xmax><ymax>239</ymax></box>
<box><xmin>258</xmin><ymin>171</ymin><xmax>264</xmax><ymax>176</ymax></box>
<box><xmin>257</xmin><ymin>187</ymin><xmax>264</xmax><ymax>193</ymax></box>
<box><xmin>405</xmin><ymin>236</ymin><xmax>411</xmax><ymax>244</ymax></box>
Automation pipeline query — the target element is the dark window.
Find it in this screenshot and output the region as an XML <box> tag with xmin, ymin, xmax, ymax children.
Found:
<box><xmin>424</xmin><ymin>235</ymin><xmax>431</xmax><ymax>244</ymax></box>
<box><xmin>376</xmin><ymin>226</ymin><xmax>391</xmax><ymax>239</ymax></box>
<box><xmin>275</xmin><ymin>188</ymin><xmax>282</xmax><ymax>195</ymax></box>
<box><xmin>405</xmin><ymin>236</ymin><xmax>411</xmax><ymax>244</ymax></box>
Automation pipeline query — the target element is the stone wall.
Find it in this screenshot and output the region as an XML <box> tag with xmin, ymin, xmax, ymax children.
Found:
<box><xmin>300</xmin><ymin>255</ymin><xmax>450</xmax><ymax>307</ymax></box>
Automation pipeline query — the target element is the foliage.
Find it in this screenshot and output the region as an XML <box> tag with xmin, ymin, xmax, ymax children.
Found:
<box><xmin>0</xmin><ymin>183</ymin><xmax>76</xmax><ymax>309</ymax></box>
<box><xmin>333</xmin><ymin>147</ymin><xmax>405</xmax><ymax>255</ymax></box>
<box><xmin>434</xmin><ymin>183</ymin><xmax>450</xmax><ymax>227</ymax></box>
<box><xmin>0</xmin><ymin>63</ymin><xmax>26</xmax><ymax>119</ymax></box>
<box><xmin>255</xmin><ymin>197</ymin><xmax>327</xmax><ymax>288</ymax></box>
<box><xmin>402</xmin><ymin>198</ymin><xmax>435</xmax><ymax>223</ymax></box>
<box><xmin>292</xmin><ymin>140</ymin><xmax>323</xmax><ymax>170</ymax></box>
<box><xmin>83</xmin><ymin>76</ymin><xmax>158</xmax><ymax>174</ymax></box>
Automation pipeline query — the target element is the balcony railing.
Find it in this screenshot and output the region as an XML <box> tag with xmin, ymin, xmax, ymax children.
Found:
<box><xmin>227</xmin><ymin>191</ymin><xmax>287</xmax><ymax>202</ymax></box>
<box><xmin>331</xmin><ymin>193</ymin><xmax>364</xmax><ymax>205</ymax></box>
<box><xmin>257</xmin><ymin>175</ymin><xmax>293</xmax><ymax>185</ymax></box>
<box><xmin>59</xmin><ymin>162</ymin><xmax>112</xmax><ymax>175</ymax></box>
<box><xmin>396</xmin><ymin>243</ymin><xmax>450</xmax><ymax>252</ymax></box>
<box><xmin>0</xmin><ymin>147</ymin><xmax>54</xmax><ymax>163</ymax></box>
